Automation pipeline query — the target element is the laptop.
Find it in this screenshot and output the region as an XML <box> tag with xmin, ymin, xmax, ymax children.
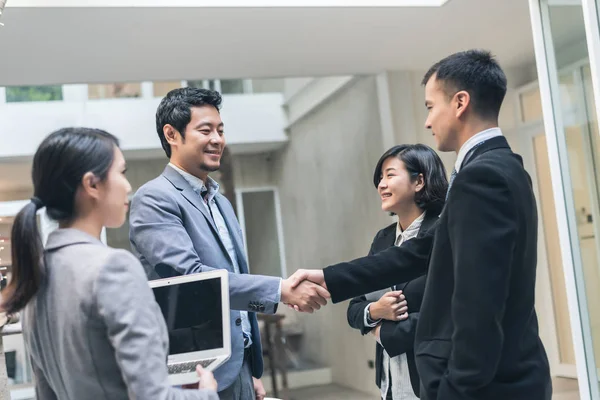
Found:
<box><xmin>150</xmin><ymin>269</ymin><xmax>231</xmax><ymax>386</ymax></box>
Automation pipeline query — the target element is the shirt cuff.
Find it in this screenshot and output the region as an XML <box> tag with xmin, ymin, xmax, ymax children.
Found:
<box><xmin>364</xmin><ymin>303</ymin><xmax>382</xmax><ymax>328</ymax></box>
<box><xmin>276</xmin><ymin>278</ymin><xmax>282</xmax><ymax>303</ymax></box>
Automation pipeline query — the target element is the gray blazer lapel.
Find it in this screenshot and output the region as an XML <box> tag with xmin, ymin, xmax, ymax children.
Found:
<box><xmin>162</xmin><ymin>166</ymin><xmax>220</xmax><ymax>236</ymax></box>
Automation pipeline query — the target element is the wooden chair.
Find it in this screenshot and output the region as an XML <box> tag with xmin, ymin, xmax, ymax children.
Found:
<box><xmin>258</xmin><ymin>314</ymin><xmax>289</xmax><ymax>400</ymax></box>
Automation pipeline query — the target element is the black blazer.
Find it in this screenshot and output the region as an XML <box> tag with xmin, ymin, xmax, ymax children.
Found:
<box><xmin>347</xmin><ymin>213</ymin><xmax>437</xmax><ymax>397</ymax></box>
<box><xmin>324</xmin><ymin>137</ymin><xmax>552</xmax><ymax>400</ymax></box>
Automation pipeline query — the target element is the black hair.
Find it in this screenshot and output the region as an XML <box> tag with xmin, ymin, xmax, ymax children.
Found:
<box><xmin>422</xmin><ymin>49</ymin><xmax>507</xmax><ymax>120</ymax></box>
<box><xmin>3</xmin><ymin>127</ymin><xmax>119</xmax><ymax>314</ymax></box>
<box><xmin>373</xmin><ymin>144</ymin><xmax>448</xmax><ymax>215</ymax></box>
<box><xmin>155</xmin><ymin>87</ymin><xmax>223</xmax><ymax>158</ymax></box>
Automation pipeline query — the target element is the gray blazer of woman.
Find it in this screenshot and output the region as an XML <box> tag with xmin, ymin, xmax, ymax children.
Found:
<box><xmin>22</xmin><ymin>228</ymin><xmax>218</xmax><ymax>400</ymax></box>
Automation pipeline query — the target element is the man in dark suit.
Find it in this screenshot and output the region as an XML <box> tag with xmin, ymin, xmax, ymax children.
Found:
<box><xmin>289</xmin><ymin>50</ymin><xmax>552</xmax><ymax>400</ymax></box>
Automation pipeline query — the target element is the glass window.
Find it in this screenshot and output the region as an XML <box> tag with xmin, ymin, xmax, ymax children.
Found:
<box><xmin>153</xmin><ymin>81</ymin><xmax>181</xmax><ymax>98</ymax></box>
<box><xmin>250</xmin><ymin>78</ymin><xmax>285</xmax><ymax>94</ymax></box>
<box><xmin>187</xmin><ymin>80</ymin><xmax>206</xmax><ymax>89</ymax></box>
<box><xmin>187</xmin><ymin>79</ymin><xmax>220</xmax><ymax>91</ymax></box>
<box><xmin>220</xmin><ymin>79</ymin><xmax>245</xmax><ymax>94</ymax></box>
<box><xmin>5</xmin><ymin>85</ymin><xmax>63</xmax><ymax>102</ymax></box>
<box><xmin>88</xmin><ymin>83</ymin><xmax>141</xmax><ymax>99</ymax></box>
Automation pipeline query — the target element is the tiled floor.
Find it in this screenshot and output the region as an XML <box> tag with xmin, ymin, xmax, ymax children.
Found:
<box><xmin>283</xmin><ymin>378</ymin><xmax>580</xmax><ymax>400</ymax></box>
<box><xmin>285</xmin><ymin>384</ymin><xmax>371</xmax><ymax>400</ymax></box>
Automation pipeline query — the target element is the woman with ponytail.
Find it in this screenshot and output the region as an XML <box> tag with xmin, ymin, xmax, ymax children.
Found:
<box><xmin>4</xmin><ymin>127</ymin><xmax>218</xmax><ymax>400</ymax></box>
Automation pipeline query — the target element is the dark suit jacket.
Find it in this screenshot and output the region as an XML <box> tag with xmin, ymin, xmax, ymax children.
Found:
<box><xmin>347</xmin><ymin>213</ymin><xmax>437</xmax><ymax>397</ymax></box>
<box><xmin>325</xmin><ymin>137</ymin><xmax>552</xmax><ymax>400</ymax></box>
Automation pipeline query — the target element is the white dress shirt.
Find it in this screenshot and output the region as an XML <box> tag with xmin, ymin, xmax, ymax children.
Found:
<box><xmin>454</xmin><ymin>127</ymin><xmax>503</xmax><ymax>172</ymax></box>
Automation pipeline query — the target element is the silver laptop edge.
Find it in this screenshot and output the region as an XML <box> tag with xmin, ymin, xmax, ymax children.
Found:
<box><xmin>149</xmin><ymin>269</ymin><xmax>231</xmax><ymax>386</ymax></box>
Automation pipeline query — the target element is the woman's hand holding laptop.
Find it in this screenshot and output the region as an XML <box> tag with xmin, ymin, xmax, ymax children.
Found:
<box><xmin>181</xmin><ymin>366</ymin><xmax>218</xmax><ymax>391</ymax></box>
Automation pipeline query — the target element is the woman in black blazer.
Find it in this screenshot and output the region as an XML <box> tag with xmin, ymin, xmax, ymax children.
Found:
<box><xmin>347</xmin><ymin>144</ymin><xmax>447</xmax><ymax>399</ymax></box>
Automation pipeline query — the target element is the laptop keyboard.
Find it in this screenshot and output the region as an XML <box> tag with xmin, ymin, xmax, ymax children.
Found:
<box><xmin>168</xmin><ymin>358</ymin><xmax>217</xmax><ymax>375</ymax></box>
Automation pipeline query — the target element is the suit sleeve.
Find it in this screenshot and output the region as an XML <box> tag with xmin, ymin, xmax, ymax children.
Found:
<box><xmin>437</xmin><ymin>166</ymin><xmax>517</xmax><ymax>400</ymax></box>
<box><xmin>346</xmin><ymin>238</ymin><xmax>379</xmax><ymax>334</ymax></box>
<box><xmin>379</xmin><ymin>273</ymin><xmax>426</xmax><ymax>357</ymax></box>
<box><xmin>323</xmin><ymin>228</ymin><xmax>434</xmax><ymax>303</ymax></box>
<box><xmin>129</xmin><ymin>186</ymin><xmax>280</xmax><ymax>313</ymax></box>
<box><xmin>379</xmin><ymin>312</ymin><xmax>419</xmax><ymax>357</ymax></box>
<box><xmin>95</xmin><ymin>251</ymin><xmax>219</xmax><ymax>400</ymax></box>
<box><xmin>346</xmin><ymin>296</ymin><xmax>374</xmax><ymax>334</ymax></box>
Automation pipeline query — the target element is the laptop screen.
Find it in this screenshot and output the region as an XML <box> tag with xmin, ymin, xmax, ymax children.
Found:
<box><xmin>152</xmin><ymin>277</ymin><xmax>224</xmax><ymax>355</ymax></box>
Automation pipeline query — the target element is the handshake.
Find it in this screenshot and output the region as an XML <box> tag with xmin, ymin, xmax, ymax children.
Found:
<box><xmin>280</xmin><ymin>269</ymin><xmax>328</xmax><ymax>313</ymax></box>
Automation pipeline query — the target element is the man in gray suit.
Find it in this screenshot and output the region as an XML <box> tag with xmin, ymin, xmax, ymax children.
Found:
<box><xmin>129</xmin><ymin>87</ymin><xmax>329</xmax><ymax>400</ymax></box>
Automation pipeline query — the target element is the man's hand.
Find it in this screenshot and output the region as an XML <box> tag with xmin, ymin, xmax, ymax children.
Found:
<box><xmin>281</xmin><ymin>277</ymin><xmax>330</xmax><ymax>313</ymax></box>
<box><xmin>287</xmin><ymin>269</ymin><xmax>327</xmax><ymax>290</ymax></box>
<box><xmin>369</xmin><ymin>291</ymin><xmax>408</xmax><ymax>321</ymax></box>
<box><xmin>253</xmin><ymin>377</ymin><xmax>266</xmax><ymax>400</ymax></box>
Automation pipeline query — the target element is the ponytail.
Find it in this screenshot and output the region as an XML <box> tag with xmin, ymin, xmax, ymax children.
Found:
<box><xmin>2</xmin><ymin>199</ymin><xmax>45</xmax><ymax>314</ymax></box>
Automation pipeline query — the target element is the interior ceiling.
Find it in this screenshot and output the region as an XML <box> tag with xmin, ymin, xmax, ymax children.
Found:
<box><xmin>0</xmin><ymin>1</ymin><xmax>587</xmax><ymax>193</ymax></box>
<box><xmin>0</xmin><ymin>0</ymin><xmax>541</xmax><ymax>86</ymax></box>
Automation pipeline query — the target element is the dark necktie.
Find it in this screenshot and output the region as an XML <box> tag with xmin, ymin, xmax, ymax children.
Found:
<box><xmin>446</xmin><ymin>168</ymin><xmax>457</xmax><ymax>201</ymax></box>
<box><xmin>446</xmin><ymin>140</ymin><xmax>488</xmax><ymax>201</ymax></box>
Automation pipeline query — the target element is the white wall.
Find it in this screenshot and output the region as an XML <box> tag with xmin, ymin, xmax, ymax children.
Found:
<box><xmin>283</xmin><ymin>78</ymin><xmax>315</xmax><ymax>102</ymax></box>
<box><xmin>233</xmin><ymin>153</ymin><xmax>276</xmax><ymax>189</ymax></box>
<box><xmin>0</xmin><ymin>93</ymin><xmax>288</xmax><ymax>158</ymax></box>
<box><xmin>277</xmin><ymin>76</ymin><xmax>387</xmax><ymax>395</ymax></box>
<box><xmin>283</xmin><ymin>76</ymin><xmax>355</xmax><ymax>127</ymax></box>
<box><xmin>233</xmin><ymin>76</ymin><xmax>389</xmax><ymax>395</ymax></box>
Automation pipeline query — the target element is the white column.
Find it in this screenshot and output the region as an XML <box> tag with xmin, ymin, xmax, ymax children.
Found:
<box><xmin>385</xmin><ymin>71</ymin><xmax>419</xmax><ymax>144</ymax></box>
<box><xmin>243</xmin><ymin>79</ymin><xmax>253</xmax><ymax>94</ymax></box>
<box><xmin>61</xmin><ymin>84</ymin><xmax>88</xmax><ymax>102</ymax></box>
<box><xmin>0</xmin><ymin>87</ymin><xmax>5</xmax><ymax>104</ymax></box>
<box><xmin>141</xmin><ymin>82</ymin><xmax>153</xmax><ymax>99</ymax></box>
<box><xmin>375</xmin><ymin>71</ymin><xmax>397</xmax><ymax>151</ymax></box>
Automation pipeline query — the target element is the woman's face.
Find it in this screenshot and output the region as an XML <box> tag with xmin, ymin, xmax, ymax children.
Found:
<box><xmin>96</xmin><ymin>146</ymin><xmax>132</xmax><ymax>228</ymax></box>
<box><xmin>377</xmin><ymin>157</ymin><xmax>423</xmax><ymax>214</ymax></box>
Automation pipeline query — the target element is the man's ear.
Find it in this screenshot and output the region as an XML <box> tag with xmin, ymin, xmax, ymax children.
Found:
<box><xmin>163</xmin><ymin>124</ymin><xmax>180</xmax><ymax>146</ymax></box>
<box><xmin>454</xmin><ymin>90</ymin><xmax>471</xmax><ymax>119</ymax></box>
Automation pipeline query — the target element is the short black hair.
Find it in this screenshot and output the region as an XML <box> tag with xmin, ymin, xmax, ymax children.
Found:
<box><xmin>373</xmin><ymin>144</ymin><xmax>448</xmax><ymax>215</ymax></box>
<box><xmin>422</xmin><ymin>49</ymin><xmax>507</xmax><ymax>120</ymax></box>
<box><xmin>155</xmin><ymin>87</ymin><xmax>222</xmax><ymax>158</ymax></box>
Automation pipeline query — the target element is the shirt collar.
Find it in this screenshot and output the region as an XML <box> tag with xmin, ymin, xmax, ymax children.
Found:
<box><xmin>396</xmin><ymin>211</ymin><xmax>426</xmax><ymax>242</ymax></box>
<box><xmin>454</xmin><ymin>127</ymin><xmax>503</xmax><ymax>172</ymax></box>
<box><xmin>168</xmin><ymin>162</ymin><xmax>220</xmax><ymax>200</ymax></box>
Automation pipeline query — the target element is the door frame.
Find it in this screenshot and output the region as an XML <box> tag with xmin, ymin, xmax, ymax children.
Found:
<box><xmin>235</xmin><ymin>186</ymin><xmax>288</xmax><ymax>278</ymax></box>
<box><xmin>519</xmin><ymin>122</ymin><xmax>579</xmax><ymax>378</ymax></box>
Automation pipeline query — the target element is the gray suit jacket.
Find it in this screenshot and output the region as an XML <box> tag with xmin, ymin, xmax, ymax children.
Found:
<box><xmin>129</xmin><ymin>165</ymin><xmax>281</xmax><ymax>391</ymax></box>
<box><xmin>23</xmin><ymin>228</ymin><xmax>218</xmax><ymax>400</ymax></box>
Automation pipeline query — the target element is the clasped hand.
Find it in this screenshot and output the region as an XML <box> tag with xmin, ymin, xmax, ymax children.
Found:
<box><xmin>281</xmin><ymin>269</ymin><xmax>330</xmax><ymax>313</ymax></box>
<box><xmin>370</xmin><ymin>291</ymin><xmax>408</xmax><ymax>321</ymax></box>
<box><xmin>369</xmin><ymin>291</ymin><xmax>408</xmax><ymax>341</ymax></box>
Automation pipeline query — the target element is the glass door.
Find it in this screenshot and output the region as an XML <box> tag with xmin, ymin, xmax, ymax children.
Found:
<box><xmin>529</xmin><ymin>0</ymin><xmax>600</xmax><ymax>396</ymax></box>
